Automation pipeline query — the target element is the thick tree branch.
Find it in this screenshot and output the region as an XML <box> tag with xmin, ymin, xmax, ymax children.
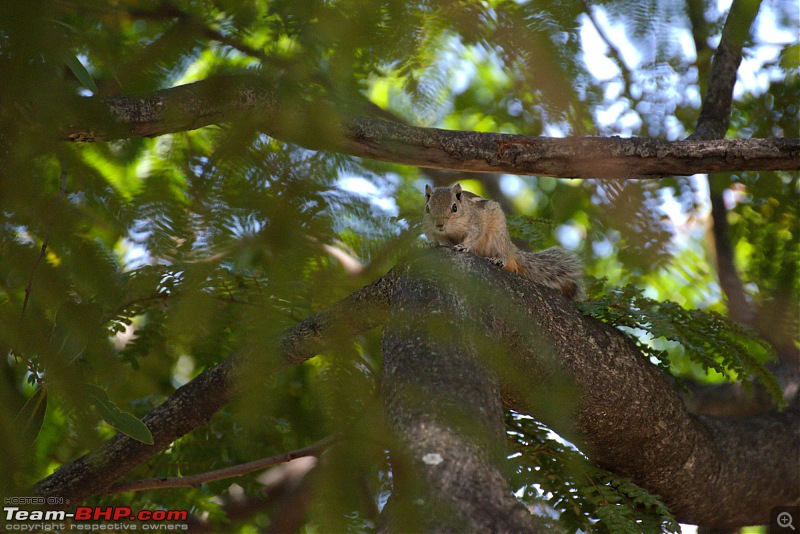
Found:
<box><xmin>33</xmin><ymin>275</ymin><xmax>394</xmax><ymax>504</ymax></box>
<box><xmin>60</xmin><ymin>75</ymin><xmax>800</xmax><ymax>179</ymax></box>
<box><xmin>380</xmin><ymin>260</ymin><xmax>539</xmax><ymax>532</ymax></box>
<box><xmin>398</xmin><ymin>249</ymin><xmax>799</xmax><ymax>528</ymax></box>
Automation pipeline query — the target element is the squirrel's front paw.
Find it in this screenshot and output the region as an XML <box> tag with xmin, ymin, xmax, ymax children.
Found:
<box><xmin>453</xmin><ymin>244</ymin><xmax>471</xmax><ymax>253</ymax></box>
<box><xmin>486</xmin><ymin>257</ymin><xmax>505</xmax><ymax>268</ymax></box>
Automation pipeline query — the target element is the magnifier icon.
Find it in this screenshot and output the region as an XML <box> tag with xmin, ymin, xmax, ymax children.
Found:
<box><xmin>778</xmin><ymin>512</ymin><xmax>796</xmax><ymax>530</ymax></box>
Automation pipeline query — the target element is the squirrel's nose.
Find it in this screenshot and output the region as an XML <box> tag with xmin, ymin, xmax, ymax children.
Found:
<box><xmin>435</xmin><ymin>223</ymin><xmax>444</xmax><ymax>230</ymax></box>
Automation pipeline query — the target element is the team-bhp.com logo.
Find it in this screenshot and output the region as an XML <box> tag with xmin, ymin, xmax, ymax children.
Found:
<box><xmin>3</xmin><ymin>505</ymin><xmax>188</xmax><ymax>531</ymax></box>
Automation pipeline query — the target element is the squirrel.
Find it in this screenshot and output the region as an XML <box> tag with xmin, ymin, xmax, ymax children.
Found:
<box><xmin>424</xmin><ymin>183</ymin><xmax>584</xmax><ymax>300</ymax></box>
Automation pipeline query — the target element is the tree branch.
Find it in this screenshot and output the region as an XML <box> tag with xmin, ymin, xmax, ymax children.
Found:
<box><xmin>33</xmin><ymin>274</ymin><xmax>394</xmax><ymax>504</ymax></box>
<box><xmin>690</xmin><ymin>0</ymin><xmax>759</xmax><ymax>325</ymax></box>
<box><xmin>689</xmin><ymin>0</ymin><xmax>799</xmax><ymax>374</ymax></box>
<box><xmin>689</xmin><ymin>0</ymin><xmax>763</xmax><ymax>141</ymax></box>
<box><xmin>60</xmin><ymin>75</ymin><xmax>800</xmax><ymax>179</ymax></box>
<box><xmin>380</xmin><ymin>257</ymin><xmax>539</xmax><ymax>532</ymax></box>
<box><xmin>580</xmin><ymin>1</ymin><xmax>635</xmax><ymax>93</ymax></box>
<box><xmin>398</xmin><ymin>249</ymin><xmax>799</xmax><ymax>528</ymax></box>
<box><xmin>33</xmin><ymin>251</ymin><xmax>799</xmax><ymax>528</ymax></box>
<box><xmin>185</xmin><ymin>456</ymin><xmax>319</xmax><ymax>533</ymax></box>
<box><xmin>709</xmin><ymin>188</ymin><xmax>756</xmax><ymax>325</ymax></box>
<box><xmin>679</xmin><ymin>364</ymin><xmax>800</xmax><ymax>417</ymax></box>
<box><xmin>104</xmin><ymin>436</ymin><xmax>334</xmax><ymax>495</ymax></box>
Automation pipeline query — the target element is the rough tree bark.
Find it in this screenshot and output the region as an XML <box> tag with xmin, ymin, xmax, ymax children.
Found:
<box><xmin>56</xmin><ymin>74</ymin><xmax>800</xmax><ymax>179</ymax></box>
<box><xmin>380</xmin><ymin>256</ymin><xmax>538</xmax><ymax>532</ymax></box>
<box><xmin>34</xmin><ymin>249</ymin><xmax>800</xmax><ymax>529</ymax></box>
<box><xmin>381</xmin><ymin>249</ymin><xmax>800</xmax><ymax>529</ymax></box>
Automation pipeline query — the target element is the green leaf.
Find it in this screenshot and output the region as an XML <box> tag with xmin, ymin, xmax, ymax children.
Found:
<box><xmin>507</xmin><ymin>414</ymin><xmax>679</xmax><ymax>532</ymax></box>
<box><xmin>64</xmin><ymin>54</ymin><xmax>98</xmax><ymax>93</ymax></box>
<box><xmin>577</xmin><ymin>283</ymin><xmax>784</xmax><ymax>406</ymax></box>
<box><xmin>507</xmin><ymin>215</ymin><xmax>551</xmax><ymax>248</ymax></box>
<box><xmin>779</xmin><ymin>43</ymin><xmax>800</xmax><ymax>71</ymax></box>
<box><xmin>84</xmin><ymin>384</ymin><xmax>154</xmax><ymax>444</ymax></box>
<box><xmin>15</xmin><ymin>387</ymin><xmax>48</xmax><ymax>445</ymax></box>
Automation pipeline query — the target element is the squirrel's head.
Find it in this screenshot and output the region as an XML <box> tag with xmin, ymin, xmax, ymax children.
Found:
<box><xmin>424</xmin><ymin>183</ymin><xmax>469</xmax><ymax>237</ymax></box>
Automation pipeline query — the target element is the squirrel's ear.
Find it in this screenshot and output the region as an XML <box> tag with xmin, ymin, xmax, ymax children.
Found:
<box><xmin>425</xmin><ymin>184</ymin><xmax>433</xmax><ymax>199</ymax></box>
<box><xmin>453</xmin><ymin>183</ymin><xmax>462</xmax><ymax>200</ymax></box>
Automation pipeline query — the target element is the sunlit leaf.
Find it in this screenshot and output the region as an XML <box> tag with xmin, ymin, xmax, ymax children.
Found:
<box><xmin>64</xmin><ymin>54</ymin><xmax>98</xmax><ymax>93</ymax></box>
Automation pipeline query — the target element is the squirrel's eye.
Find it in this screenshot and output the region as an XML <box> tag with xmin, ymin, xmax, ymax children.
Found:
<box><xmin>451</xmin><ymin>203</ymin><xmax>458</xmax><ymax>213</ymax></box>
<box><xmin>425</xmin><ymin>205</ymin><xmax>430</xmax><ymax>213</ymax></box>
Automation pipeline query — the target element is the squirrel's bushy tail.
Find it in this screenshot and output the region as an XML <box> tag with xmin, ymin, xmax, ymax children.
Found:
<box><xmin>515</xmin><ymin>247</ymin><xmax>584</xmax><ymax>300</ymax></box>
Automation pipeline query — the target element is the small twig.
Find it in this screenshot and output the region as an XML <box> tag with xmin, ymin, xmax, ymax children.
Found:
<box><xmin>104</xmin><ymin>436</ymin><xmax>335</xmax><ymax>495</ymax></box>
<box><xmin>580</xmin><ymin>1</ymin><xmax>635</xmax><ymax>93</ymax></box>
<box><xmin>21</xmin><ymin>168</ymin><xmax>68</xmax><ymax>319</ymax></box>
<box><xmin>322</xmin><ymin>243</ymin><xmax>365</xmax><ymax>276</ymax></box>
<box><xmin>125</xmin><ymin>3</ymin><xmax>301</xmax><ymax>76</ymax></box>
<box><xmin>15</xmin><ymin>167</ymin><xmax>68</xmax><ymax>383</ymax></box>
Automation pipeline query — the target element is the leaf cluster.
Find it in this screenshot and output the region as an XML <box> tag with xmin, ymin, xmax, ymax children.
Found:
<box><xmin>578</xmin><ymin>282</ymin><xmax>783</xmax><ymax>404</ymax></box>
<box><xmin>507</xmin><ymin>413</ymin><xmax>680</xmax><ymax>533</ymax></box>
